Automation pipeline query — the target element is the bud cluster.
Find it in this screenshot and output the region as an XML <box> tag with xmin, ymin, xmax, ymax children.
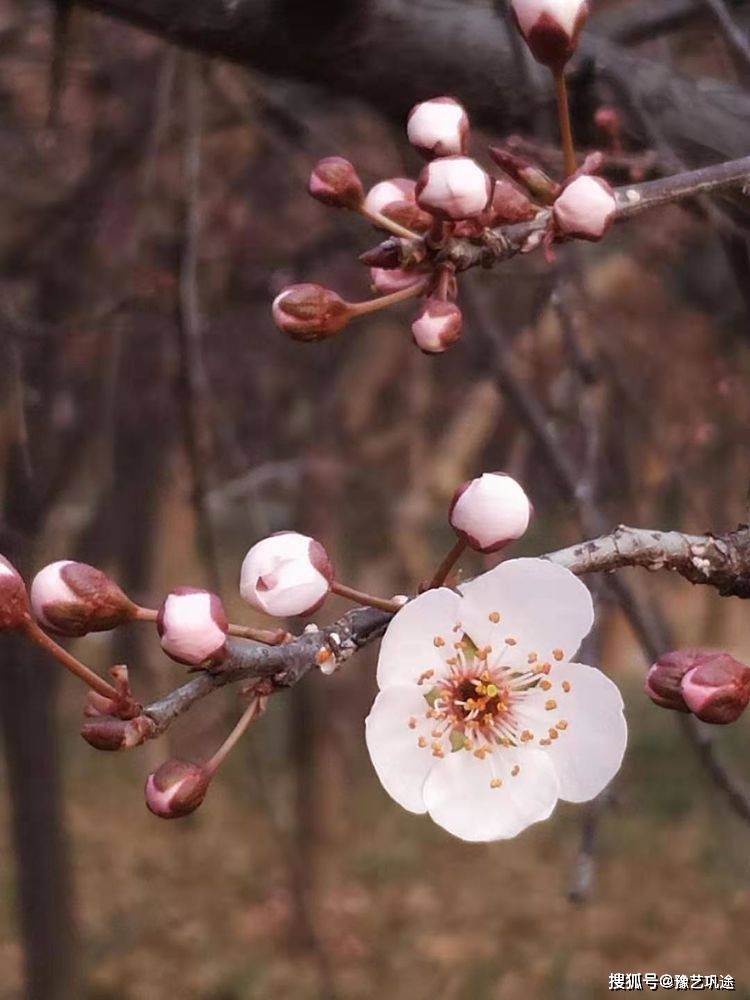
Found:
<box><xmin>273</xmin><ymin>23</ymin><xmax>617</xmax><ymax>357</ymax></box>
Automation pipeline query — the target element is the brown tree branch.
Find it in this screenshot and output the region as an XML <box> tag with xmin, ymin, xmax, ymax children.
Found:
<box><xmin>367</xmin><ymin>156</ymin><xmax>750</xmax><ymax>275</ymax></box>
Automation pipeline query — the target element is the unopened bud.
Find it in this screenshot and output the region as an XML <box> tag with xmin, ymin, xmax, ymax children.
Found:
<box><xmin>594</xmin><ymin>106</ymin><xmax>622</xmax><ymax>146</ymax></box>
<box><xmin>553</xmin><ymin>175</ymin><xmax>616</xmax><ymax>241</ymax></box>
<box><xmin>145</xmin><ymin>759</ymin><xmax>211</xmax><ymax>819</ymax></box>
<box><xmin>487</xmin><ymin>179</ymin><xmax>538</xmax><ymax>225</ymax></box>
<box><xmin>645</xmin><ymin>650</ymin><xmax>696</xmax><ymax>712</ymax></box>
<box><xmin>81</xmin><ymin>714</ymin><xmax>156</xmax><ymax>751</ymax></box>
<box><xmin>411</xmin><ymin>299</ymin><xmax>463</xmax><ymax>354</ymax></box>
<box><xmin>363</xmin><ymin>178</ymin><xmax>417</xmax><ymax>218</ymax></box>
<box><xmin>449</xmin><ymin>473</ymin><xmax>532</xmax><ymax>553</ymax></box>
<box><xmin>416</xmin><ymin>156</ymin><xmax>491</xmax><ymax>221</ymax></box>
<box><xmin>308</xmin><ymin>156</ymin><xmax>364</xmax><ymax>210</ymax></box>
<box><xmin>407</xmin><ymin>96</ymin><xmax>469</xmax><ymax>160</ymax></box>
<box><xmin>681</xmin><ymin>652</ymin><xmax>750</xmax><ymax>725</ymax></box>
<box><xmin>489</xmin><ymin>146</ymin><xmax>561</xmax><ymax>204</ymax></box>
<box><xmin>272</xmin><ymin>284</ymin><xmax>351</xmax><ymax>342</ymax></box>
<box><xmin>240</xmin><ymin>531</ymin><xmax>334</xmax><ymax>618</ymax></box>
<box><xmin>30</xmin><ymin>560</ymin><xmax>136</xmax><ymax>637</ymax></box>
<box><xmin>510</xmin><ymin>0</ymin><xmax>590</xmax><ymax>71</ymax></box>
<box><xmin>157</xmin><ymin>587</ymin><xmax>228</xmax><ymax>667</ymax></box>
<box><xmin>0</xmin><ymin>555</ymin><xmax>30</xmax><ymax>631</ymax></box>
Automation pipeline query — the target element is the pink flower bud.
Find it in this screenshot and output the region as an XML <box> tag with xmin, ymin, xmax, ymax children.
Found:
<box><xmin>681</xmin><ymin>652</ymin><xmax>750</xmax><ymax>725</ymax></box>
<box><xmin>145</xmin><ymin>759</ymin><xmax>211</xmax><ymax>819</ymax></box>
<box><xmin>416</xmin><ymin>157</ymin><xmax>492</xmax><ymax>220</ymax></box>
<box><xmin>30</xmin><ymin>560</ymin><xmax>136</xmax><ymax>637</ymax></box>
<box><xmin>645</xmin><ymin>650</ymin><xmax>697</xmax><ymax>712</ymax></box>
<box><xmin>240</xmin><ymin>532</ymin><xmax>334</xmax><ymax>618</ymax></box>
<box><xmin>156</xmin><ymin>587</ymin><xmax>228</xmax><ymax>667</ymax></box>
<box><xmin>510</xmin><ymin>0</ymin><xmax>590</xmax><ymax>71</ymax></box>
<box><xmin>407</xmin><ymin>96</ymin><xmax>469</xmax><ymax>159</ymax></box>
<box><xmin>308</xmin><ymin>156</ymin><xmax>364</xmax><ymax>210</ymax></box>
<box><xmin>489</xmin><ymin>146</ymin><xmax>561</xmax><ymax>204</ymax></box>
<box><xmin>371</xmin><ymin>267</ymin><xmax>426</xmax><ymax>295</ymax></box>
<box><xmin>449</xmin><ymin>473</ymin><xmax>532</xmax><ymax>553</ymax></box>
<box><xmin>411</xmin><ymin>299</ymin><xmax>463</xmax><ymax>354</ymax></box>
<box><xmin>363</xmin><ymin>178</ymin><xmax>416</xmax><ymax>217</ymax></box>
<box><xmin>272</xmin><ymin>284</ymin><xmax>352</xmax><ymax>342</ymax></box>
<box><xmin>0</xmin><ymin>555</ymin><xmax>30</xmax><ymax>631</ymax></box>
<box><xmin>553</xmin><ymin>175</ymin><xmax>616</xmax><ymax>241</ymax></box>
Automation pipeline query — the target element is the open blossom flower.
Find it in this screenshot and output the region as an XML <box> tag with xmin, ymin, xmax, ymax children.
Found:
<box><xmin>510</xmin><ymin>0</ymin><xmax>590</xmax><ymax>70</ymax></box>
<box><xmin>157</xmin><ymin>587</ymin><xmax>228</xmax><ymax>667</ymax></box>
<box><xmin>416</xmin><ymin>157</ymin><xmax>491</xmax><ymax>220</ymax></box>
<box><xmin>240</xmin><ymin>532</ymin><xmax>333</xmax><ymax>618</ymax></box>
<box><xmin>553</xmin><ymin>175</ymin><xmax>616</xmax><ymax>241</ymax></box>
<box><xmin>450</xmin><ymin>472</ymin><xmax>532</xmax><ymax>553</ymax></box>
<box><xmin>407</xmin><ymin>97</ymin><xmax>469</xmax><ymax>159</ymax></box>
<box><xmin>366</xmin><ymin>558</ymin><xmax>626</xmax><ymax>842</ymax></box>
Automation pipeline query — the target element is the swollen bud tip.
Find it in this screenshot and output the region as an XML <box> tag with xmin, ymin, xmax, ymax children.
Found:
<box><xmin>272</xmin><ymin>284</ymin><xmax>352</xmax><ymax>342</ymax></box>
<box><xmin>145</xmin><ymin>759</ymin><xmax>211</xmax><ymax>819</ymax></box>
<box><xmin>411</xmin><ymin>299</ymin><xmax>463</xmax><ymax>354</ymax></box>
<box><xmin>449</xmin><ymin>473</ymin><xmax>532</xmax><ymax>553</ymax></box>
<box><xmin>510</xmin><ymin>0</ymin><xmax>590</xmax><ymax>71</ymax></box>
<box><xmin>157</xmin><ymin>587</ymin><xmax>228</xmax><ymax>667</ymax></box>
<box><xmin>240</xmin><ymin>531</ymin><xmax>334</xmax><ymax>618</ymax></box>
<box><xmin>308</xmin><ymin>157</ymin><xmax>364</xmax><ymax>210</ymax></box>
<box><xmin>416</xmin><ymin>157</ymin><xmax>491</xmax><ymax>221</ymax></box>
<box><xmin>553</xmin><ymin>175</ymin><xmax>616</xmax><ymax>242</ymax></box>
<box><xmin>646</xmin><ymin>649</ymin><xmax>750</xmax><ymax>725</ymax></box>
<box><xmin>407</xmin><ymin>97</ymin><xmax>470</xmax><ymax>160</ymax></box>
<box><xmin>30</xmin><ymin>560</ymin><xmax>137</xmax><ymax>637</ymax></box>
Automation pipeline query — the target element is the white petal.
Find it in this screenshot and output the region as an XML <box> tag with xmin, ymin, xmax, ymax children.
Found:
<box><xmin>516</xmin><ymin>663</ymin><xmax>627</xmax><ymax>803</ymax></box>
<box><xmin>376</xmin><ymin>587</ymin><xmax>461</xmax><ymax>689</ymax></box>
<box><xmin>458</xmin><ymin>558</ymin><xmax>594</xmax><ymax>668</ymax></box>
<box><xmin>422</xmin><ymin>746</ymin><xmax>559</xmax><ymax>842</ymax></box>
<box><xmin>365</xmin><ymin>686</ymin><xmax>436</xmax><ymax>814</ymax></box>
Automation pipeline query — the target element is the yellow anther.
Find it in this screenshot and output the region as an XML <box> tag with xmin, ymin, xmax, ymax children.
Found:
<box><xmin>548</xmin><ymin>728</ymin><xmax>559</xmax><ymax>741</ymax></box>
<box><xmin>418</xmin><ymin>736</ymin><xmax>427</xmax><ymax>748</ymax></box>
<box><xmin>553</xmin><ymin>649</ymin><xmax>564</xmax><ymax>661</ymax></box>
<box><xmin>545</xmin><ymin>699</ymin><xmax>558</xmax><ymax>711</ymax></box>
<box><xmin>562</xmin><ymin>680</ymin><xmax>571</xmax><ymax>693</ymax></box>
<box><xmin>505</xmin><ymin>636</ymin><xmax>517</xmax><ymax>646</ymax></box>
<box><xmin>408</xmin><ymin>717</ymin><xmax>417</xmax><ymax>730</ymax></box>
<box><xmin>489</xmin><ymin>611</ymin><xmax>501</xmax><ymax>624</ymax></box>
<box><xmin>520</xmin><ymin>730</ymin><xmax>534</xmax><ymax>743</ymax></box>
<box><xmin>490</xmin><ymin>779</ymin><xmax>503</xmax><ymax>789</ymax></box>
<box><xmin>511</xmin><ymin>765</ymin><xmax>520</xmax><ymax>777</ymax></box>
<box><xmin>557</xmin><ymin>720</ymin><xmax>569</xmax><ymax>731</ymax></box>
<box><xmin>540</xmin><ymin>738</ymin><xmax>552</xmax><ymax>746</ymax></box>
<box><xmin>434</xmin><ymin>636</ymin><xmax>446</xmax><ymax>648</ymax></box>
<box><xmin>527</xmin><ymin>652</ymin><xmax>538</xmax><ymax>664</ymax></box>
<box><xmin>540</xmin><ymin>679</ymin><xmax>552</xmax><ymax>691</ymax></box>
<box><xmin>418</xmin><ymin>669</ymin><xmax>435</xmax><ymax>685</ymax></box>
<box><xmin>485</xmin><ymin>683</ymin><xmax>499</xmax><ymax>698</ymax></box>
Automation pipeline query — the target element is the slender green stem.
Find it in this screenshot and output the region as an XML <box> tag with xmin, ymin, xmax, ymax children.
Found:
<box><xmin>350</xmin><ymin>279</ymin><xmax>428</xmax><ymax>316</ymax></box>
<box><xmin>206</xmin><ymin>696</ymin><xmax>264</xmax><ymax>773</ymax></box>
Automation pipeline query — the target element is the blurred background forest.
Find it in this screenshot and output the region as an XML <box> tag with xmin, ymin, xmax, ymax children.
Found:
<box><xmin>2</xmin><ymin>0</ymin><xmax>750</xmax><ymax>997</ymax></box>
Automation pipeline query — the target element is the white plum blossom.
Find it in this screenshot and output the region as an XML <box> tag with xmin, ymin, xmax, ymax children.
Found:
<box><xmin>450</xmin><ymin>472</ymin><xmax>532</xmax><ymax>553</ymax></box>
<box><xmin>407</xmin><ymin>97</ymin><xmax>469</xmax><ymax>159</ymax></box>
<box><xmin>363</xmin><ymin>178</ymin><xmax>417</xmax><ymax>217</ymax></box>
<box><xmin>416</xmin><ymin>157</ymin><xmax>492</xmax><ymax>220</ymax></box>
<box><xmin>240</xmin><ymin>531</ymin><xmax>333</xmax><ymax>618</ymax></box>
<box><xmin>366</xmin><ymin>558</ymin><xmax>626</xmax><ymax>842</ymax></box>
<box><xmin>157</xmin><ymin>587</ymin><xmax>228</xmax><ymax>666</ymax></box>
<box><xmin>553</xmin><ymin>175</ymin><xmax>617</xmax><ymax>241</ymax></box>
